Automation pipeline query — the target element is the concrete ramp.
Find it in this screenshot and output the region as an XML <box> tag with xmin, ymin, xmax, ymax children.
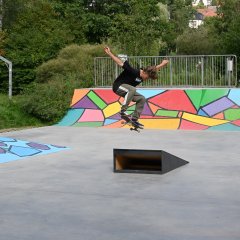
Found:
<box><xmin>57</xmin><ymin>88</ymin><xmax>240</xmax><ymax>130</ymax></box>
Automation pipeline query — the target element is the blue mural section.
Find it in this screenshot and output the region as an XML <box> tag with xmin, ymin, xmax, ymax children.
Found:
<box><xmin>0</xmin><ymin>137</ymin><xmax>69</xmax><ymax>163</ymax></box>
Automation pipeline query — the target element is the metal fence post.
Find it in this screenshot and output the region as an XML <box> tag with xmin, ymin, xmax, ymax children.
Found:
<box><xmin>0</xmin><ymin>56</ymin><xmax>13</xmax><ymax>99</ymax></box>
<box><xmin>170</xmin><ymin>58</ymin><xmax>173</xmax><ymax>87</ymax></box>
<box><xmin>94</xmin><ymin>58</ymin><xmax>97</xmax><ymax>86</ymax></box>
<box><xmin>201</xmin><ymin>56</ymin><xmax>204</xmax><ymax>87</ymax></box>
<box><xmin>9</xmin><ymin>62</ymin><xmax>12</xmax><ymax>99</ymax></box>
<box><xmin>185</xmin><ymin>57</ymin><xmax>188</xmax><ymax>86</ymax></box>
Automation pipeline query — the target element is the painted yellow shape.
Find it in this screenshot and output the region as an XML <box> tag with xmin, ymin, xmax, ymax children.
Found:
<box><xmin>182</xmin><ymin>112</ymin><xmax>229</xmax><ymax>126</ymax></box>
<box><xmin>71</xmin><ymin>89</ymin><xmax>89</xmax><ymax>106</ymax></box>
<box><xmin>103</xmin><ymin>102</ymin><xmax>121</xmax><ymax>118</ymax></box>
<box><xmin>130</xmin><ymin>118</ymin><xmax>180</xmax><ymax>130</ymax></box>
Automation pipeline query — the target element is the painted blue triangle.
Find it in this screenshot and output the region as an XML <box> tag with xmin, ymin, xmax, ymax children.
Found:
<box><xmin>137</xmin><ymin>90</ymin><xmax>166</xmax><ymax>99</ymax></box>
<box><xmin>198</xmin><ymin>108</ymin><xmax>209</xmax><ymax>117</ymax></box>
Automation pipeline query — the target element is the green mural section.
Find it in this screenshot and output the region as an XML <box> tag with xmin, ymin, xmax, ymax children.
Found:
<box><xmin>185</xmin><ymin>89</ymin><xmax>203</xmax><ymax>110</ymax></box>
<box><xmin>200</xmin><ymin>89</ymin><xmax>229</xmax><ymax>107</ymax></box>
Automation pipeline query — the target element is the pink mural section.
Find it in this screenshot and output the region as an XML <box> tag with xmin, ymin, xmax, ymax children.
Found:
<box><xmin>57</xmin><ymin>88</ymin><xmax>240</xmax><ymax>130</ymax></box>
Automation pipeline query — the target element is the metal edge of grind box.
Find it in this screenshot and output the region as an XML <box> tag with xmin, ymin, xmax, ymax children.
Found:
<box><xmin>113</xmin><ymin>148</ymin><xmax>189</xmax><ymax>174</ymax></box>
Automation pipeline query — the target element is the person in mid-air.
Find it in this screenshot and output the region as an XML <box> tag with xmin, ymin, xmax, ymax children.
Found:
<box><xmin>104</xmin><ymin>46</ymin><xmax>169</xmax><ymax>127</ymax></box>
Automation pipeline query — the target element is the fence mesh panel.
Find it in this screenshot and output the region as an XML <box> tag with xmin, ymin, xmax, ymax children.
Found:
<box><xmin>94</xmin><ymin>55</ymin><xmax>237</xmax><ymax>88</ymax></box>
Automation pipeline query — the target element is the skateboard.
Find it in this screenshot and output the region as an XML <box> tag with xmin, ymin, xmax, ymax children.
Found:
<box><xmin>121</xmin><ymin>115</ymin><xmax>144</xmax><ymax>133</ymax></box>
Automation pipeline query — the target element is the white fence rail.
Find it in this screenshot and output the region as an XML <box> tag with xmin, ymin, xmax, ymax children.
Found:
<box><xmin>94</xmin><ymin>55</ymin><xmax>237</xmax><ymax>88</ymax></box>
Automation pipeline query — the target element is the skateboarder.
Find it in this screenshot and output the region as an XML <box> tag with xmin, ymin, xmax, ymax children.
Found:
<box><xmin>104</xmin><ymin>46</ymin><xmax>169</xmax><ymax>127</ymax></box>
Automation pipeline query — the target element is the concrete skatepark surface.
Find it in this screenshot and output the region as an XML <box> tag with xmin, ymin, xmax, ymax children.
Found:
<box><xmin>0</xmin><ymin>126</ymin><xmax>240</xmax><ymax>240</ymax></box>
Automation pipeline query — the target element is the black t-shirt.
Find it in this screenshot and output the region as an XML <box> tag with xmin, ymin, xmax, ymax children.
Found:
<box><xmin>112</xmin><ymin>61</ymin><xmax>142</xmax><ymax>92</ymax></box>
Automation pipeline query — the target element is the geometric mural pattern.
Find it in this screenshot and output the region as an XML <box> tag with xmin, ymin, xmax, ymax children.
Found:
<box><xmin>57</xmin><ymin>88</ymin><xmax>240</xmax><ymax>131</ymax></box>
<box><xmin>0</xmin><ymin>137</ymin><xmax>69</xmax><ymax>163</ymax></box>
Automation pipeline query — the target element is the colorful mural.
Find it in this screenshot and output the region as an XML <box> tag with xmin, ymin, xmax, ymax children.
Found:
<box><xmin>57</xmin><ymin>88</ymin><xmax>240</xmax><ymax>130</ymax></box>
<box><xmin>0</xmin><ymin>137</ymin><xmax>69</xmax><ymax>163</ymax></box>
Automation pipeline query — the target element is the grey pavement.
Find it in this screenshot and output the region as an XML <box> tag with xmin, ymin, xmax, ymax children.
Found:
<box><xmin>0</xmin><ymin>126</ymin><xmax>240</xmax><ymax>240</ymax></box>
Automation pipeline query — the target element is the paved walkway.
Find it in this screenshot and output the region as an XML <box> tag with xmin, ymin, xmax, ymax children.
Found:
<box><xmin>0</xmin><ymin>126</ymin><xmax>240</xmax><ymax>240</ymax></box>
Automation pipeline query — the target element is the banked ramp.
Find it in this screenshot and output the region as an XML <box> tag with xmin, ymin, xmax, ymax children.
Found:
<box><xmin>57</xmin><ymin>88</ymin><xmax>240</xmax><ymax>130</ymax></box>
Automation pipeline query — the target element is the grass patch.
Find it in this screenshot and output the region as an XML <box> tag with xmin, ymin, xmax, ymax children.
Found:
<box><xmin>0</xmin><ymin>94</ymin><xmax>45</xmax><ymax>131</ymax></box>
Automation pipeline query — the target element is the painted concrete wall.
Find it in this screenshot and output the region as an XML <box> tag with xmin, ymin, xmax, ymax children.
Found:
<box><xmin>57</xmin><ymin>88</ymin><xmax>240</xmax><ymax>131</ymax></box>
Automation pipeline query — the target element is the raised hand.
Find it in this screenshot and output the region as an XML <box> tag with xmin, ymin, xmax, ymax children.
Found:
<box><xmin>104</xmin><ymin>46</ymin><xmax>111</xmax><ymax>55</ymax></box>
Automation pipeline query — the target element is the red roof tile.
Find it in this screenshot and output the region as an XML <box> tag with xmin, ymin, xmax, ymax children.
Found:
<box><xmin>197</xmin><ymin>8</ymin><xmax>217</xmax><ymax>17</ymax></box>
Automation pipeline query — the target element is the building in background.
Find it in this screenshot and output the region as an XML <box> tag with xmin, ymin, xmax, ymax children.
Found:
<box><xmin>192</xmin><ymin>0</ymin><xmax>212</xmax><ymax>7</ymax></box>
<box><xmin>189</xmin><ymin>6</ymin><xmax>217</xmax><ymax>28</ymax></box>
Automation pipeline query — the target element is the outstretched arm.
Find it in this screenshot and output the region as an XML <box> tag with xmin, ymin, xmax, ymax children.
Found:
<box><xmin>156</xmin><ymin>59</ymin><xmax>169</xmax><ymax>71</ymax></box>
<box><xmin>104</xmin><ymin>47</ymin><xmax>124</xmax><ymax>67</ymax></box>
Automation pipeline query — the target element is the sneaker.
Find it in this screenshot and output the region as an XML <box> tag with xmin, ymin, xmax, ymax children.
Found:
<box><xmin>120</xmin><ymin>110</ymin><xmax>128</xmax><ymax>117</ymax></box>
<box><xmin>132</xmin><ymin>118</ymin><xmax>144</xmax><ymax>127</ymax></box>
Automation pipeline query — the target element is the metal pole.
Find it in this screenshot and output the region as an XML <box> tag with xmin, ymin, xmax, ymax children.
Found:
<box><xmin>170</xmin><ymin>58</ymin><xmax>173</xmax><ymax>87</ymax></box>
<box><xmin>201</xmin><ymin>56</ymin><xmax>204</xmax><ymax>87</ymax></box>
<box><xmin>94</xmin><ymin>58</ymin><xmax>96</xmax><ymax>87</ymax></box>
<box><xmin>9</xmin><ymin>62</ymin><xmax>12</xmax><ymax>99</ymax></box>
<box><xmin>0</xmin><ymin>56</ymin><xmax>12</xmax><ymax>99</ymax></box>
<box><xmin>235</xmin><ymin>55</ymin><xmax>238</xmax><ymax>87</ymax></box>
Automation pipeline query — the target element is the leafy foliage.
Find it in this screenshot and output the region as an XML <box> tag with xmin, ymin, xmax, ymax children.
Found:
<box><xmin>0</xmin><ymin>94</ymin><xmax>42</xmax><ymax>129</ymax></box>
<box><xmin>20</xmin><ymin>44</ymin><xmax>106</xmax><ymax>122</ymax></box>
<box><xmin>0</xmin><ymin>0</ymin><xmax>196</xmax><ymax>94</ymax></box>
<box><xmin>0</xmin><ymin>0</ymin><xmax>240</xmax><ymax>127</ymax></box>
<box><xmin>1</xmin><ymin>0</ymin><xmax>79</xmax><ymax>93</ymax></box>
<box><xmin>109</xmin><ymin>0</ymin><xmax>168</xmax><ymax>55</ymax></box>
<box><xmin>162</xmin><ymin>0</ymin><xmax>194</xmax><ymax>53</ymax></box>
<box><xmin>176</xmin><ymin>27</ymin><xmax>218</xmax><ymax>55</ymax></box>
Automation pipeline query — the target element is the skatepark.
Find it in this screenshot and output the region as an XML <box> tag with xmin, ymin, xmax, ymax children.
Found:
<box><xmin>1</xmin><ymin>88</ymin><xmax>240</xmax><ymax>240</ymax></box>
<box><xmin>1</xmin><ymin>0</ymin><xmax>240</xmax><ymax>238</ymax></box>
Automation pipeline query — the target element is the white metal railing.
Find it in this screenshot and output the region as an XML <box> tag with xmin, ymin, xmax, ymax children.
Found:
<box><xmin>94</xmin><ymin>55</ymin><xmax>237</xmax><ymax>88</ymax></box>
<box><xmin>0</xmin><ymin>56</ymin><xmax>12</xmax><ymax>99</ymax></box>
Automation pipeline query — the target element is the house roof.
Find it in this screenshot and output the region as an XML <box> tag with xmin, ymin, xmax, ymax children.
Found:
<box><xmin>197</xmin><ymin>8</ymin><xmax>217</xmax><ymax>17</ymax></box>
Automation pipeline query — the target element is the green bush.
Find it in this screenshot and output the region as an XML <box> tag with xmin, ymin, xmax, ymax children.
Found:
<box><xmin>20</xmin><ymin>44</ymin><xmax>107</xmax><ymax>123</ymax></box>
<box><xmin>20</xmin><ymin>78</ymin><xmax>78</xmax><ymax>123</ymax></box>
<box><xmin>0</xmin><ymin>94</ymin><xmax>42</xmax><ymax>130</ymax></box>
<box><xmin>36</xmin><ymin>44</ymin><xmax>106</xmax><ymax>84</ymax></box>
<box><xmin>2</xmin><ymin>0</ymin><xmax>77</xmax><ymax>94</ymax></box>
<box><xmin>176</xmin><ymin>27</ymin><xmax>218</xmax><ymax>55</ymax></box>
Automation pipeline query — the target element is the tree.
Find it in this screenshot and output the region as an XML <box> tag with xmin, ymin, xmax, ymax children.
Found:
<box><xmin>82</xmin><ymin>0</ymin><xmax>131</xmax><ymax>44</ymax></box>
<box><xmin>220</xmin><ymin>15</ymin><xmax>240</xmax><ymax>56</ymax></box>
<box><xmin>0</xmin><ymin>30</ymin><xmax>6</xmax><ymax>55</ymax></box>
<box><xmin>162</xmin><ymin>0</ymin><xmax>194</xmax><ymax>53</ymax></box>
<box><xmin>212</xmin><ymin>0</ymin><xmax>240</xmax><ymax>77</ymax></box>
<box><xmin>1</xmin><ymin>0</ymin><xmax>26</xmax><ymax>29</ymax></box>
<box><xmin>83</xmin><ymin>13</ymin><xmax>111</xmax><ymax>43</ymax></box>
<box><xmin>176</xmin><ymin>27</ymin><xmax>218</xmax><ymax>55</ymax></box>
<box><xmin>51</xmin><ymin>0</ymin><xmax>86</xmax><ymax>44</ymax></box>
<box><xmin>2</xmin><ymin>0</ymin><xmax>78</xmax><ymax>93</ymax></box>
<box><xmin>216</xmin><ymin>0</ymin><xmax>240</xmax><ymax>54</ymax></box>
<box><xmin>109</xmin><ymin>0</ymin><xmax>167</xmax><ymax>55</ymax></box>
<box><xmin>207</xmin><ymin>0</ymin><xmax>240</xmax><ymax>56</ymax></box>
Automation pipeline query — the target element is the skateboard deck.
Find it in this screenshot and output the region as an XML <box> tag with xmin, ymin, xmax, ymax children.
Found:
<box><xmin>121</xmin><ymin>115</ymin><xmax>144</xmax><ymax>133</ymax></box>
